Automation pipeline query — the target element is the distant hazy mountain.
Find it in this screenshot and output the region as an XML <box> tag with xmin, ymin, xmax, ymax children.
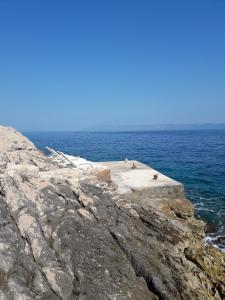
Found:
<box><xmin>86</xmin><ymin>123</ymin><xmax>225</xmax><ymax>131</ymax></box>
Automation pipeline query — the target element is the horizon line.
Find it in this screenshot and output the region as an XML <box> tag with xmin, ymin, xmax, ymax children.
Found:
<box><xmin>21</xmin><ymin>123</ymin><xmax>225</xmax><ymax>133</ymax></box>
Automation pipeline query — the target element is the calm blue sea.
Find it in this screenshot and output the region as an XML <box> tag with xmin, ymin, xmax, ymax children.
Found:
<box><xmin>24</xmin><ymin>130</ymin><xmax>225</xmax><ymax>251</ymax></box>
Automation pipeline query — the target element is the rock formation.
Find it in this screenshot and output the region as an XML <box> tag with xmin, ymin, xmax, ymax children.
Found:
<box><xmin>0</xmin><ymin>125</ymin><xmax>224</xmax><ymax>299</ymax></box>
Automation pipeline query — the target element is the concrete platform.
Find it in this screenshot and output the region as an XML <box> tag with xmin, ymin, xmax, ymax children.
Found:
<box><xmin>96</xmin><ymin>160</ymin><xmax>184</xmax><ymax>197</ymax></box>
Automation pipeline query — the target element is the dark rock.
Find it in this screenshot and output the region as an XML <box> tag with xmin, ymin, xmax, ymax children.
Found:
<box><xmin>205</xmin><ymin>223</ymin><xmax>219</xmax><ymax>234</ymax></box>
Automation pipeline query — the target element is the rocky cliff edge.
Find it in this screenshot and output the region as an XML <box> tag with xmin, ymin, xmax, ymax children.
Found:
<box><xmin>0</xmin><ymin>125</ymin><xmax>224</xmax><ymax>300</ymax></box>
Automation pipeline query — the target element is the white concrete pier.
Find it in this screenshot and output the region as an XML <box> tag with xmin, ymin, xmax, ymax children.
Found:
<box><xmin>96</xmin><ymin>160</ymin><xmax>184</xmax><ymax>197</ymax></box>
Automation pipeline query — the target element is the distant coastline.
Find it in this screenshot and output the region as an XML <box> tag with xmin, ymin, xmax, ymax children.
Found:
<box><xmin>81</xmin><ymin>123</ymin><xmax>225</xmax><ymax>132</ymax></box>
<box><xmin>19</xmin><ymin>123</ymin><xmax>225</xmax><ymax>133</ymax></box>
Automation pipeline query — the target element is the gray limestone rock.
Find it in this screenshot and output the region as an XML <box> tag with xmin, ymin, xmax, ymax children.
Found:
<box><xmin>0</xmin><ymin>125</ymin><xmax>224</xmax><ymax>299</ymax></box>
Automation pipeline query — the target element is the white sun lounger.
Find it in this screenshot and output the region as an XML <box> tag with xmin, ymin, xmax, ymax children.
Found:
<box><xmin>46</xmin><ymin>147</ymin><xmax>104</xmax><ymax>170</ymax></box>
<box><xmin>46</xmin><ymin>147</ymin><xmax>64</xmax><ymax>163</ymax></box>
<box><xmin>57</xmin><ymin>151</ymin><xmax>93</xmax><ymax>169</ymax></box>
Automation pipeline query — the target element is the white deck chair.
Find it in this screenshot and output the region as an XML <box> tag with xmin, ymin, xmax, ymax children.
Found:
<box><xmin>46</xmin><ymin>147</ymin><xmax>71</xmax><ymax>167</ymax></box>
<box><xmin>58</xmin><ymin>152</ymin><xmax>94</xmax><ymax>169</ymax></box>
<box><xmin>46</xmin><ymin>147</ymin><xmax>106</xmax><ymax>170</ymax></box>
<box><xmin>46</xmin><ymin>147</ymin><xmax>63</xmax><ymax>162</ymax></box>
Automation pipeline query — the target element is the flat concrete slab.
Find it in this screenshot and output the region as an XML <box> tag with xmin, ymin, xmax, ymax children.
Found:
<box><xmin>96</xmin><ymin>160</ymin><xmax>183</xmax><ymax>195</ymax></box>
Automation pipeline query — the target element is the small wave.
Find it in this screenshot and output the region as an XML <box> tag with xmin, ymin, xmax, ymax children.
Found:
<box><xmin>196</xmin><ymin>207</ymin><xmax>215</xmax><ymax>212</ymax></box>
<box><xmin>198</xmin><ymin>196</ymin><xmax>225</xmax><ymax>201</ymax></box>
<box><xmin>204</xmin><ymin>234</ymin><xmax>225</xmax><ymax>253</ymax></box>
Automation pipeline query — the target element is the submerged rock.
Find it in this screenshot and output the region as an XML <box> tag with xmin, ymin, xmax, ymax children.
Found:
<box><xmin>0</xmin><ymin>125</ymin><xmax>224</xmax><ymax>299</ymax></box>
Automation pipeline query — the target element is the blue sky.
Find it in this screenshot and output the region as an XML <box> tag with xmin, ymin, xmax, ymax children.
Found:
<box><xmin>0</xmin><ymin>0</ymin><xmax>225</xmax><ymax>131</ymax></box>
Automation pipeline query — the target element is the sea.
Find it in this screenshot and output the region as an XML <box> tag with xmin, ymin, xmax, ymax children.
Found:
<box><xmin>24</xmin><ymin>130</ymin><xmax>225</xmax><ymax>252</ymax></box>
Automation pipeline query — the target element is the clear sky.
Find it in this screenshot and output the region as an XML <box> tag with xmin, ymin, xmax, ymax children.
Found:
<box><xmin>0</xmin><ymin>0</ymin><xmax>225</xmax><ymax>131</ymax></box>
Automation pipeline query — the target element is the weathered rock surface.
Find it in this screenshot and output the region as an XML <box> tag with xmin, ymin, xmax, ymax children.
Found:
<box><xmin>0</xmin><ymin>125</ymin><xmax>224</xmax><ymax>299</ymax></box>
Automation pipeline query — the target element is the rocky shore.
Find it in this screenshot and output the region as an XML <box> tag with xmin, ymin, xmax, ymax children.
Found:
<box><xmin>0</xmin><ymin>125</ymin><xmax>224</xmax><ymax>299</ymax></box>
